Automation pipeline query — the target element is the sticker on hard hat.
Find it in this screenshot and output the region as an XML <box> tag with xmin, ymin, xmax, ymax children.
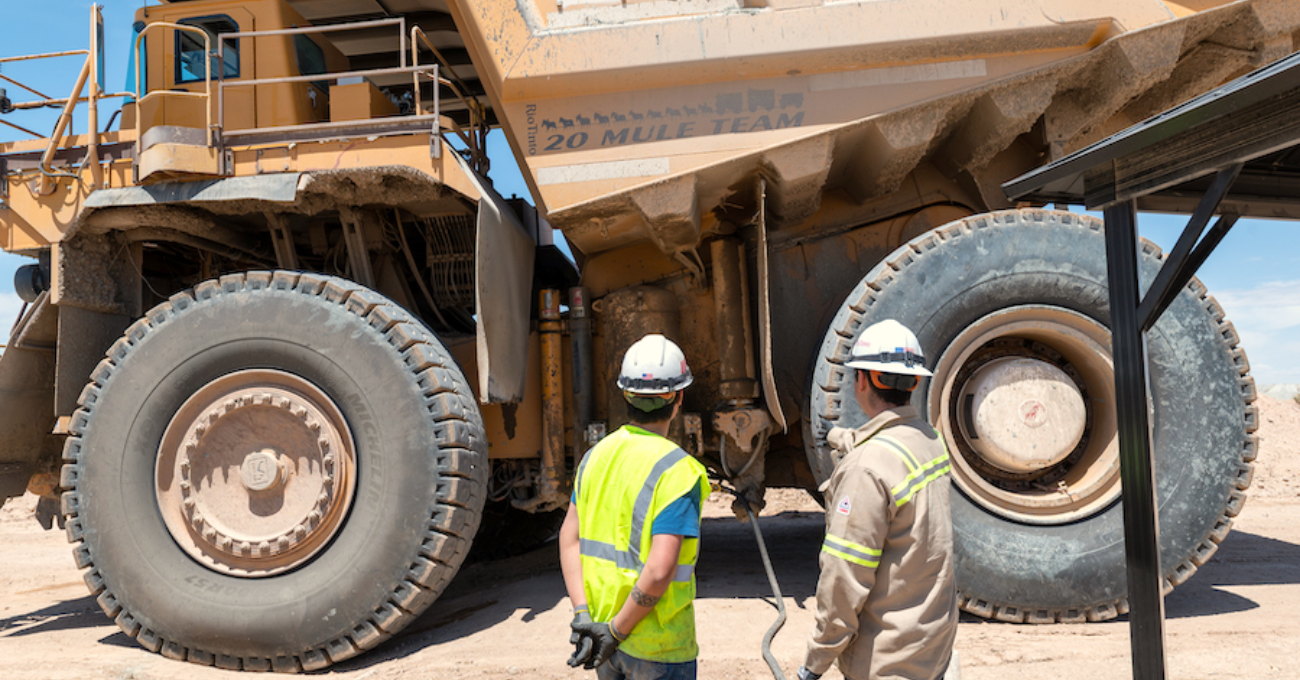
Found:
<box><xmin>836</xmin><ymin>496</ymin><xmax>852</xmax><ymax>516</ymax></box>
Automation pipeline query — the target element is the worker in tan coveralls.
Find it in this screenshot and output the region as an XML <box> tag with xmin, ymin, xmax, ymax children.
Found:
<box><xmin>798</xmin><ymin>319</ymin><xmax>957</xmax><ymax>680</ymax></box>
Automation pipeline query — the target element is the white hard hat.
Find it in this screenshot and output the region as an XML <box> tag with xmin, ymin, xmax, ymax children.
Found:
<box><xmin>617</xmin><ymin>334</ymin><xmax>694</xmax><ymax>394</ymax></box>
<box><xmin>845</xmin><ymin>319</ymin><xmax>933</xmax><ymax>377</ymax></box>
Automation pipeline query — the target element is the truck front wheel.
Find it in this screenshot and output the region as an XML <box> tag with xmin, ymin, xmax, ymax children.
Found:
<box><xmin>59</xmin><ymin>272</ymin><xmax>486</xmax><ymax>670</ymax></box>
<box><xmin>808</xmin><ymin>209</ymin><xmax>1256</xmax><ymax>622</ymax></box>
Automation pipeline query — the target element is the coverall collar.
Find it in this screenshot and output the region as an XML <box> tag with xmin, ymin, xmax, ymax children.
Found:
<box><xmin>819</xmin><ymin>405</ymin><xmax>922</xmax><ymax>492</ymax></box>
<box><xmin>856</xmin><ymin>404</ymin><xmax>921</xmax><ymax>443</ymax></box>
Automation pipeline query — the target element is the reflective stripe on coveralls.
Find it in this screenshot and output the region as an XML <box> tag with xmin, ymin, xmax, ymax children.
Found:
<box><xmin>822</xmin><ymin>534</ymin><xmax>882</xmax><ymax>569</ymax></box>
<box><xmin>575</xmin><ymin>425</ymin><xmax>710</xmax><ymax>663</ymax></box>
<box><xmin>822</xmin><ymin>433</ymin><xmax>951</xmax><ymax>568</ymax></box>
<box><xmin>877</xmin><ymin>434</ymin><xmax>952</xmax><ymax>507</ymax></box>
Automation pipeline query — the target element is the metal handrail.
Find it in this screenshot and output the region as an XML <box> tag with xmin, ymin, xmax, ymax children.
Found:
<box><xmin>411</xmin><ymin>25</ymin><xmax>489</xmax><ymax>172</ymax></box>
<box><xmin>29</xmin><ymin>6</ymin><xmax>109</xmax><ymax>192</ymax></box>
<box><xmin>222</xmin><ymin>112</ymin><xmax>443</xmax><ymax>141</ymax></box>
<box><xmin>134</xmin><ymin>22</ymin><xmax>214</xmax><ymax>152</ymax></box>
<box><xmin>410</xmin><ymin>26</ymin><xmax>481</xmax><ymax>117</ymax></box>
<box><xmin>0</xmin><ymin>73</ymin><xmax>56</xmax><ymax>100</ymax></box>
<box><xmin>0</xmin><ymin>50</ymin><xmax>89</xmax><ymax>64</ymax></box>
<box><xmin>0</xmin><ymin>119</ymin><xmax>44</xmax><ymax>139</ymax></box>
<box><xmin>0</xmin><ymin>35</ymin><xmax>94</xmax><ymax>188</ymax></box>
<box><xmin>216</xmin><ymin>17</ymin><xmax>410</xmax><ymax>135</ymax></box>
<box><xmin>222</xmin><ymin>65</ymin><xmax>435</xmax><ymax>89</ymax></box>
<box><xmin>6</xmin><ymin>92</ymin><xmax>133</xmax><ymax>112</ymax></box>
<box><xmin>0</xmin><ymin>6</ymin><xmax>123</xmax><ymax>189</ymax></box>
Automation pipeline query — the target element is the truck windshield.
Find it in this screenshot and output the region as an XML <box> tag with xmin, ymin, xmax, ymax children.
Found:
<box><xmin>176</xmin><ymin>15</ymin><xmax>239</xmax><ymax>83</ymax></box>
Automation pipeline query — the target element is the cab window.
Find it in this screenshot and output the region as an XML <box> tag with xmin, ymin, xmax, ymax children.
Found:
<box><xmin>294</xmin><ymin>34</ymin><xmax>328</xmax><ymax>92</ymax></box>
<box><xmin>176</xmin><ymin>15</ymin><xmax>239</xmax><ymax>83</ymax></box>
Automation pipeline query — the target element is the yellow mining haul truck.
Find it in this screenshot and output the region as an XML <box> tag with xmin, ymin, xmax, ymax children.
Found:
<box><xmin>0</xmin><ymin>0</ymin><xmax>1291</xmax><ymax>670</ymax></box>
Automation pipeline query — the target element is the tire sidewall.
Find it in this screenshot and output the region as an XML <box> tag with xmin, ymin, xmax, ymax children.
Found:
<box><xmin>79</xmin><ymin>284</ymin><xmax>463</xmax><ymax>657</ymax></box>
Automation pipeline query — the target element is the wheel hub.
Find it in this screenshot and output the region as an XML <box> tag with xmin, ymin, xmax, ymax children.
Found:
<box><xmin>156</xmin><ymin>370</ymin><xmax>356</xmax><ymax>577</ymax></box>
<box><xmin>930</xmin><ymin>306</ymin><xmax>1121</xmax><ymax>525</ymax></box>
<box><xmin>239</xmin><ymin>449</ymin><xmax>284</xmax><ymax>492</ymax></box>
<box><xmin>959</xmin><ymin>357</ymin><xmax>1087</xmax><ymax>474</ymax></box>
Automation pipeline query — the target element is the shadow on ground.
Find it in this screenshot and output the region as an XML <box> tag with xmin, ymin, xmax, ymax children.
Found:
<box><xmin>697</xmin><ymin>511</ymin><xmax>823</xmax><ymax>607</ymax></box>
<box><xmin>332</xmin><ymin>535</ymin><xmax>569</xmax><ymax>672</ymax></box>
<box><xmin>1165</xmin><ymin>529</ymin><xmax>1300</xmax><ymax>619</ymax></box>
<box><xmin>0</xmin><ymin>594</ymin><xmax>106</xmax><ymax>639</ymax></box>
<box><xmin>335</xmin><ymin>509</ymin><xmax>828</xmax><ymax>672</ymax></box>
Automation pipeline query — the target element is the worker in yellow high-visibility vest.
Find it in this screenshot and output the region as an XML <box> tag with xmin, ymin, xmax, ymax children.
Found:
<box><xmin>560</xmin><ymin>333</ymin><xmax>711</xmax><ymax>680</ymax></box>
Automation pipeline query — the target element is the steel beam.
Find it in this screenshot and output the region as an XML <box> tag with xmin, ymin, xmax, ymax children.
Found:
<box><xmin>1103</xmin><ymin>200</ymin><xmax>1167</xmax><ymax>680</ymax></box>
<box><xmin>1136</xmin><ymin>164</ymin><xmax>1242</xmax><ymax>332</ymax></box>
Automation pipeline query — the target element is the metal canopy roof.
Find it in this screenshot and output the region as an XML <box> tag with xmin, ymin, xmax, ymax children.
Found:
<box><xmin>1004</xmin><ymin>49</ymin><xmax>1300</xmax><ymax>213</ymax></box>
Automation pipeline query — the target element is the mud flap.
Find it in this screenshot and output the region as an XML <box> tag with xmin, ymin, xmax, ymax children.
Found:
<box><xmin>0</xmin><ymin>293</ymin><xmax>59</xmax><ymax>502</ymax></box>
<box><xmin>454</xmin><ymin>153</ymin><xmax>536</xmax><ymax>404</ymax></box>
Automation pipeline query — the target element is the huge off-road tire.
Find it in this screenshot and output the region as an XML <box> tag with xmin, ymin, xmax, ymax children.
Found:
<box><xmin>59</xmin><ymin>272</ymin><xmax>487</xmax><ymax>670</ymax></box>
<box><xmin>808</xmin><ymin>209</ymin><xmax>1257</xmax><ymax>622</ymax></box>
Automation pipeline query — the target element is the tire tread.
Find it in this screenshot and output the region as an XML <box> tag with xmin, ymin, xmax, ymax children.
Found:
<box><xmin>59</xmin><ymin>271</ymin><xmax>487</xmax><ymax>671</ymax></box>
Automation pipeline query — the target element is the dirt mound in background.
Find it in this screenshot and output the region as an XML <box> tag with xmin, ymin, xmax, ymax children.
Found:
<box><xmin>1250</xmin><ymin>395</ymin><xmax>1300</xmax><ymax>500</ymax></box>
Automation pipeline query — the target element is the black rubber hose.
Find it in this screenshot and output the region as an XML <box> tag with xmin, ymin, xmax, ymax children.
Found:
<box><xmin>720</xmin><ymin>482</ymin><xmax>790</xmax><ymax>680</ymax></box>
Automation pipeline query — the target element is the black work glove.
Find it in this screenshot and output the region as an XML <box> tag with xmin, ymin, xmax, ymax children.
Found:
<box><xmin>572</xmin><ymin>620</ymin><xmax>624</xmax><ymax>670</ymax></box>
<box><xmin>567</xmin><ymin>610</ymin><xmax>594</xmax><ymax>668</ymax></box>
<box><xmin>797</xmin><ymin>666</ymin><xmax>822</xmax><ymax>680</ymax></box>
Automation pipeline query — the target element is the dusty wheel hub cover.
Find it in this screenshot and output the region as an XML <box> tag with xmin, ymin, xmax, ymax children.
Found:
<box><xmin>930</xmin><ymin>306</ymin><xmax>1122</xmax><ymax>525</ymax></box>
<box><xmin>959</xmin><ymin>357</ymin><xmax>1087</xmax><ymax>474</ymax></box>
<box><xmin>156</xmin><ymin>370</ymin><xmax>356</xmax><ymax>577</ymax></box>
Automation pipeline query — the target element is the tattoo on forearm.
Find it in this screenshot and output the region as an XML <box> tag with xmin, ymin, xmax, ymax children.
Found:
<box><xmin>630</xmin><ymin>587</ymin><xmax>660</xmax><ymax>607</ymax></box>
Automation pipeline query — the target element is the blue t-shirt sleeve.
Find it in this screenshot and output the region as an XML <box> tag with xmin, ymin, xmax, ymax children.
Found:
<box><xmin>650</xmin><ymin>485</ymin><xmax>704</xmax><ymax>538</ymax></box>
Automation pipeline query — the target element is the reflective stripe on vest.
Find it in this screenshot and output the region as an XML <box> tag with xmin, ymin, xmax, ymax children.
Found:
<box><xmin>574</xmin><ymin>442</ymin><xmax>598</xmax><ymax>499</ymax></box>
<box><xmin>627</xmin><ymin>447</ymin><xmax>690</xmax><ymax>564</ymax></box>
<box><xmin>577</xmin><ymin>446</ymin><xmax>693</xmax><ymax>579</ymax></box>
<box><xmin>873</xmin><ymin>435</ymin><xmax>921</xmax><ymax>472</ymax></box>
<box><xmin>578</xmin><ymin>537</ymin><xmax>696</xmax><ymax>582</ymax></box>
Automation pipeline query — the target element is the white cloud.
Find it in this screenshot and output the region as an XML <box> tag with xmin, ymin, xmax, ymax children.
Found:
<box><xmin>1210</xmin><ymin>280</ymin><xmax>1300</xmax><ymax>385</ymax></box>
<box><xmin>1214</xmin><ymin>280</ymin><xmax>1300</xmax><ymax>333</ymax></box>
<box><xmin>0</xmin><ymin>292</ymin><xmax>24</xmax><ymax>350</ymax></box>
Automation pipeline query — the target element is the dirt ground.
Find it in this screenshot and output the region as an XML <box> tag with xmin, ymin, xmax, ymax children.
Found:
<box><xmin>3</xmin><ymin>397</ymin><xmax>1299</xmax><ymax>679</ymax></box>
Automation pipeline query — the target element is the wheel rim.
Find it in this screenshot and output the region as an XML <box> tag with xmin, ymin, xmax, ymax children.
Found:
<box><xmin>155</xmin><ymin>369</ymin><xmax>357</xmax><ymax>577</ymax></box>
<box><xmin>929</xmin><ymin>306</ymin><xmax>1121</xmax><ymax>524</ymax></box>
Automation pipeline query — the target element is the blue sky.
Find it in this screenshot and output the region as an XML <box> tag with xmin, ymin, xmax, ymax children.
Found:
<box><xmin>3</xmin><ymin>1</ymin><xmax>1298</xmax><ymax>386</ymax></box>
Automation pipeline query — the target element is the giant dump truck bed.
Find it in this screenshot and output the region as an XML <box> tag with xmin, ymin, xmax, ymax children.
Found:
<box><xmin>448</xmin><ymin>0</ymin><xmax>1300</xmax><ymax>256</ymax></box>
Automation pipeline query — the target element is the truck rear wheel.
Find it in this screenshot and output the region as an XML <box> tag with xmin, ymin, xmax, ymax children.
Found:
<box><xmin>59</xmin><ymin>272</ymin><xmax>486</xmax><ymax>670</ymax></box>
<box><xmin>808</xmin><ymin>209</ymin><xmax>1256</xmax><ymax>622</ymax></box>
